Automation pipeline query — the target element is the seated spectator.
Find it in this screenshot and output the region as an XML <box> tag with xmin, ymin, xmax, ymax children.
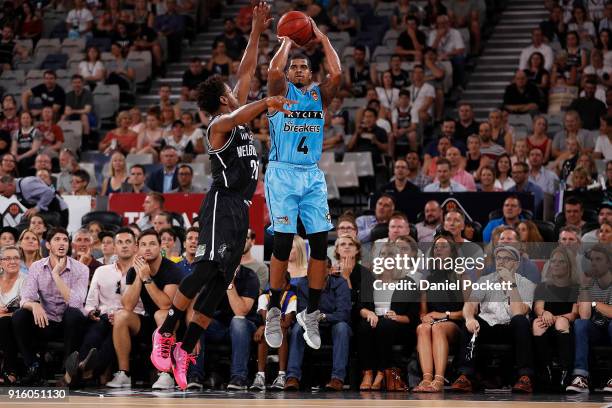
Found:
<box><xmin>146</xmin><ymin>145</ymin><xmax>179</xmax><ymax>193</ymax></box>
<box><xmin>206</xmin><ymin>41</ymin><xmax>234</xmax><ymax>80</ymax></box>
<box><xmin>62</xmin><ymin>75</ymin><xmax>94</xmax><ymax>141</ymax></box>
<box><xmin>63</xmin><ymin>228</ymin><xmax>139</xmax><ymax>387</ymax></box>
<box><xmin>554</xmin><ymin>138</ymin><xmax>581</xmax><ymax>180</ymax></box>
<box><xmin>413</xmin><ymin>233</ymin><xmax>465</xmax><ymax>393</ymax></box>
<box><xmin>135</xmin><ymin>192</ymin><xmax>164</xmax><ymax>231</ymax></box>
<box><xmin>169</xmin><ymin>164</ymin><xmax>195</xmax><ymax>193</ymax></box>
<box><xmin>132</xmin><ymin>12</ymin><xmax>164</xmax><ymax>76</ymax></box>
<box><xmin>373</xmin><ymin>212</ymin><xmax>411</xmax><ymax>244</ymax></box>
<box><xmin>416</xmin><ymin>200</ymin><xmax>443</xmax><ymax>242</ymax></box>
<box><xmin>111</xmin><ymin>21</ymin><xmax>133</xmax><ymax>55</ymax></box>
<box><xmin>423</xmin><ymin>0</ymin><xmax>447</xmax><ymax>27</ymax></box>
<box><xmin>71</xmin><ymin>227</ymin><xmax>103</xmax><ymax>280</ymax></box>
<box><xmin>18</xmin><ymin>228</ymin><xmax>42</xmax><ymax>275</ymax></box>
<box><xmin>523</xmin><ymin>52</ymin><xmax>550</xmax><ymax>95</ymax></box>
<box><xmin>478</xmin><ymin>165</ymin><xmax>502</xmax><ymax>192</ymax></box>
<box><xmin>509</xmin><ymin>162</ymin><xmax>545</xmax><ymax>217</ymax></box>
<box><xmin>181</xmin><ymin>113</ymin><xmax>204</xmax><ymax>154</ymax></box>
<box><xmin>70</xmin><ymin>169</ymin><xmax>93</xmax><ymax>196</ymax></box>
<box><xmin>285</xmin><ymin>258</ymin><xmax>352</xmax><ymax>391</ymax></box>
<box><xmin>158</xmin><ymin>85</ymin><xmax>181</xmax><ymax>120</ymax></box>
<box><xmin>135</xmin><ymin>109</ymin><xmax>165</xmax><ymax>158</ymax></box>
<box><xmin>569</xmin><ymin>79</ymin><xmax>607</xmax><ymax>131</ymax></box>
<box><xmin>583</xmin><ymin>49</ymin><xmax>611</xmax><ymax>88</ymax></box>
<box><xmin>511</xmin><ymin>139</ymin><xmax>530</xmax><ymax>166</ymax></box>
<box><xmin>37</xmin><ymin>106</ymin><xmax>64</xmax><ymax>158</ymax></box>
<box><xmin>424</xmin><ymin>157</ymin><xmax>468</xmax><ymax>192</ymax></box>
<box><xmin>594</xmin><ymin>116</ymin><xmax>612</xmax><ymax>160</ymax></box>
<box><xmin>56</xmin><ymin>149</ymin><xmax>97</xmax><ymax>194</ymax></box>
<box><xmin>331</xmin><ymin>0</ymin><xmax>358</xmax><ymax>36</ymax></box>
<box><xmin>342</xmin><ymin>45</ymin><xmax>375</xmax><ymax>98</ymax></box>
<box><xmin>214</xmin><ymin>17</ymin><xmax>247</xmax><ymax>62</ymax></box>
<box><xmin>517</xmin><ymin>220</ymin><xmax>544</xmax><ymax>243</ymax></box>
<box><xmin>582</xmin><ymin>202</ymin><xmax>612</xmax><ymax>242</ymax></box>
<box><xmin>154</xmin><ymin>0</ymin><xmax>184</xmax><ymax>62</ymax></box>
<box><xmin>240</xmin><ymin>228</ymin><xmax>268</xmax><ymax>292</ymax></box>
<box><xmin>13</xmin><ymin>228</ymin><xmax>88</xmax><ymax>385</ymax></box>
<box><xmin>0</xmin><ymin>25</ymin><xmax>19</xmax><ymax>71</ymax></box>
<box><xmin>358</xmin><ymin>243</ymin><xmax>417</xmax><ymax>392</ymax></box>
<box><xmin>388</xmin><ymin>55</ymin><xmax>411</xmax><ymax>91</ymax></box>
<box><xmin>465</xmin><ymin>135</ymin><xmax>483</xmax><ymax>178</ymax></box>
<box><xmin>65</xmin><ymin>0</ymin><xmax>94</xmax><ymax>39</ymax></box>
<box><xmin>519</xmin><ymin>28</ymin><xmax>554</xmax><ymax>71</ymax></box>
<box><xmin>389</xmin><ymin>91</ymin><xmax>416</xmax><ymax>157</ymax></box>
<box><xmin>405</xmin><ymin>151</ymin><xmax>432</xmax><ymax>190</ymax></box>
<box><xmin>159</xmin><ymin>228</ymin><xmax>180</xmax><ymax>260</ymax></box>
<box><xmin>451</xmin><ymin>245</ymin><xmax>536</xmax><ymax>393</ymax></box>
<box><xmin>423</xmin><ymin>48</ymin><xmax>446</xmax><ymax>121</ymax></box>
<box><xmin>566</xmin><ymin>30</ymin><xmax>588</xmax><ymax>72</ymax></box>
<box><xmin>446</xmin><ymin>147</ymin><xmax>477</xmax><ymax>191</ymax></box>
<box><xmin>21</xmin><ymin>70</ymin><xmax>66</xmax><ymax>119</ymax></box>
<box><xmin>540</xmin><ymin>4</ymin><xmax>565</xmax><ymax>44</ymax></box>
<box><xmin>0</xmin><ymin>95</ymin><xmax>20</xmax><ymax>138</ymax></box>
<box><xmin>0</xmin><ymin>153</ymin><xmax>17</xmax><ymax>177</ymax></box>
<box><xmin>532</xmin><ymin>246</ymin><xmax>579</xmax><ymax>391</ymax></box>
<box><xmin>160</xmin><ymin>105</ymin><xmax>177</xmax><ymax>130</ymax></box>
<box><xmin>11</xmin><ymin>111</ymin><xmax>42</xmax><ymax>176</ymax></box>
<box><xmin>407</xmin><ymin>65</ymin><xmax>435</xmax><ymax>126</ymax></box>
<box><xmin>479</xmin><ymin>122</ymin><xmax>507</xmax><ymax>160</ymax></box>
<box><xmin>128</xmin><ymin>107</ymin><xmax>145</xmax><ymax>135</ymax></box>
<box><xmin>105</xmin><ymin>43</ymin><xmax>135</xmax><ymax>91</ymax></box>
<box><xmin>483</xmin><ymin>196</ymin><xmax>525</xmax><ymax>243</ymax></box>
<box><xmin>528</xmin><ymin>148</ymin><xmax>558</xmax><ymax>194</ymax></box>
<box><xmin>552</xmin><ymin>111</ymin><xmax>591</xmax><ymax>159</ymax></box>
<box><xmin>107</xmin><ymin>230</ymin><xmax>182</xmax><ymax>389</ymax></box>
<box><xmin>151</xmin><ymin>212</ymin><xmax>174</xmax><ymax>234</ymax></box>
<box><xmin>376</xmin><ymin>71</ymin><xmax>400</xmax><ymax>112</ymax></box>
<box><xmin>503</xmin><ymin>70</ymin><xmax>542</xmax><ymax>115</ymax></box>
<box><xmin>547</xmin><ymin>75</ymin><xmax>579</xmax><ymax>115</ymax></box>
<box><xmin>566</xmin><ymin>244</ymin><xmax>612</xmax><ymax>393</ymax></box>
<box><xmin>484</xmin><ymin>226</ymin><xmax>541</xmax><ymax>283</ymax></box>
<box><xmin>428</xmin><ymin>14</ymin><xmax>466</xmax><ymax>88</ymax></box>
<box><xmin>560</xmin><ymin>197</ymin><xmax>588</xmax><ymax>230</ymax></box>
<box><xmin>527</xmin><ymin>116</ymin><xmax>552</xmax><ymax>163</ymax></box>
<box><xmin>0</xmin><ymin>226</ymin><xmax>17</xmax><ymax>246</ymax></box>
<box><xmin>98</xmin><ymin>111</ymin><xmax>138</xmax><ymax>155</ymax></box>
<box><xmin>79</xmin><ymin>46</ymin><xmax>106</xmax><ymax>91</ymax></box>
<box><xmin>423</xmin><ymin>136</ymin><xmax>451</xmax><ymax>179</ymax></box>
<box><xmin>395</xmin><ymin>15</ymin><xmax>426</xmax><ymax>62</ymax></box>
<box><xmin>181</xmin><ymin>57</ymin><xmax>208</xmax><ymax>101</ymax></box>
<box><xmin>0</xmin><ymin>245</ymin><xmax>25</xmax><ymax>385</ymax></box>
<box><xmin>250</xmin><ymin>272</ymin><xmax>296</xmax><ymax>391</ymax></box>
<box><xmin>101</xmin><ymin>151</ymin><xmax>128</xmax><ymax>196</ymax></box>
<box><xmin>28</xmin><ymin>213</ymin><xmax>48</xmax><ymax>248</ymax></box>
<box><xmin>18</xmin><ymin>2</ymin><xmax>42</xmax><ymax>44</ymax></box>
<box><xmin>356</xmin><ymin>194</ymin><xmax>395</xmax><ymax>243</ymax></box>
<box><xmin>598</xmin><ymin>220</ymin><xmax>612</xmax><ymax>243</ymax></box>
<box><xmin>568</xmin><ymin>5</ymin><xmax>596</xmax><ymax>48</ymax></box>
<box><xmin>599</xmin><ymin>2</ymin><xmax>612</xmax><ymax>31</ymax></box>
<box><xmin>347</xmin><ymin>108</ymin><xmax>388</xmax><ymax>167</ymax></box>
<box><xmin>161</xmin><ymin>120</ymin><xmax>194</xmax><ymax>159</ymax></box>
<box><xmin>379</xmin><ymin>158</ymin><xmax>419</xmax><ymax>201</ymax></box>
<box><xmin>455</xmin><ymin>102</ymin><xmax>479</xmax><ymax>145</ymax></box>
<box><xmin>567</xmin><ymin>165</ymin><xmax>595</xmax><ymax>191</ymax></box>
<box><xmin>448</xmin><ymin>0</ymin><xmax>481</xmax><ymax>54</ymax></box>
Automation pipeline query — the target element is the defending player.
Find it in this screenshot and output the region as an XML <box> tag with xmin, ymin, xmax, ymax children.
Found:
<box><xmin>149</xmin><ymin>3</ymin><xmax>295</xmax><ymax>390</ymax></box>
<box><xmin>264</xmin><ymin>20</ymin><xmax>342</xmax><ymax>350</ymax></box>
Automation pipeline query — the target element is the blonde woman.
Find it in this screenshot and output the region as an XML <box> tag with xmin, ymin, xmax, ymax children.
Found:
<box><xmin>101</xmin><ymin>151</ymin><xmax>128</xmax><ymax>195</ymax></box>
<box><xmin>98</xmin><ymin>111</ymin><xmax>138</xmax><ymax>155</ymax></box>
<box><xmin>532</xmin><ymin>247</ymin><xmax>579</xmax><ymax>390</ymax></box>
<box><xmin>17</xmin><ymin>229</ymin><xmax>42</xmax><ymax>275</ymax></box>
<box><xmin>288</xmin><ymin>236</ymin><xmax>308</xmax><ymax>280</ymax></box>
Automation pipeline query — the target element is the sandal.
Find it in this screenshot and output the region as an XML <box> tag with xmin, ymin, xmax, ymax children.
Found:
<box><xmin>423</xmin><ymin>375</ymin><xmax>445</xmax><ymax>393</ymax></box>
<box><xmin>412</xmin><ymin>373</ymin><xmax>433</xmax><ymax>392</ymax></box>
<box><xmin>371</xmin><ymin>371</ymin><xmax>385</xmax><ymax>391</ymax></box>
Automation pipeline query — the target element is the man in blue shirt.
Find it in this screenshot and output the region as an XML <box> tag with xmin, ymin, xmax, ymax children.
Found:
<box><xmin>147</xmin><ymin>146</ymin><xmax>179</xmax><ymax>193</ymax></box>
<box><xmin>508</xmin><ymin>162</ymin><xmax>544</xmax><ymax>218</ymax></box>
<box><xmin>483</xmin><ymin>195</ymin><xmax>525</xmax><ymax>243</ymax></box>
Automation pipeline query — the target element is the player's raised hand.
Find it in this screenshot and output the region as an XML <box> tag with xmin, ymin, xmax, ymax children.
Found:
<box><xmin>309</xmin><ymin>17</ymin><xmax>327</xmax><ymax>42</ymax></box>
<box><xmin>265</xmin><ymin>96</ymin><xmax>297</xmax><ymax>115</ymax></box>
<box><xmin>277</xmin><ymin>35</ymin><xmax>298</xmax><ymax>48</ymax></box>
<box><xmin>252</xmin><ymin>1</ymin><xmax>273</xmax><ymax>35</ymax></box>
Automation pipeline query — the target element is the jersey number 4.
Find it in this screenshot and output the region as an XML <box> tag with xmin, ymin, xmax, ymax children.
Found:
<box><xmin>297</xmin><ymin>136</ymin><xmax>309</xmax><ymax>155</ymax></box>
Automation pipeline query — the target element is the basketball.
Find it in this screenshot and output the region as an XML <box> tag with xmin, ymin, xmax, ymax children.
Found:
<box><xmin>277</xmin><ymin>11</ymin><xmax>313</xmax><ymax>47</ymax></box>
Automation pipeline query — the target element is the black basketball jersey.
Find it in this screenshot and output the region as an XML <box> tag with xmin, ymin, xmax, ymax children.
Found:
<box><xmin>206</xmin><ymin>116</ymin><xmax>258</xmax><ymax>201</ymax></box>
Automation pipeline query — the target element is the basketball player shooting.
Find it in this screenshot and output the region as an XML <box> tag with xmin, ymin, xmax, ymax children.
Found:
<box><xmin>264</xmin><ymin>18</ymin><xmax>342</xmax><ymax>350</ymax></box>
<box><xmin>150</xmin><ymin>2</ymin><xmax>295</xmax><ymax>390</ymax></box>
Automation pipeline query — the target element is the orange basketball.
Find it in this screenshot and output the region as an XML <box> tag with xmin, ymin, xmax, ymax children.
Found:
<box><xmin>277</xmin><ymin>11</ymin><xmax>313</xmax><ymax>47</ymax></box>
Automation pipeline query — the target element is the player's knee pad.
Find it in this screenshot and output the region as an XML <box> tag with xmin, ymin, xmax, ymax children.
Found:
<box><xmin>272</xmin><ymin>232</ymin><xmax>294</xmax><ymax>261</ymax></box>
<box><xmin>307</xmin><ymin>231</ymin><xmax>328</xmax><ymax>261</ymax></box>
<box><xmin>179</xmin><ymin>260</ymin><xmax>218</xmax><ymax>299</ymax></box>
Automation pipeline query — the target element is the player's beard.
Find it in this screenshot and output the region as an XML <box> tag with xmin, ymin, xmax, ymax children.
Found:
<box><xmin>293</xmin><ymin>81</ymin><xmax>305</xmax><ymax>88</ymax></box>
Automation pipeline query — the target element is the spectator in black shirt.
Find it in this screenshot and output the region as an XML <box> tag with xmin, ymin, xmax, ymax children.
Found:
<box><xmin>21</xmin><ymin>70</ymin><xmax>65</xmax><ymax>120</ymax></box>
<box><xmin>342</xmin><ymin>45</ymin><xmax>375</xmax><ymax>98</ymax></box>
<box><xmin>503</xmin><ymin>70</ymin><xmax>542</xmax><ymax>115</ymax></box>
<box><xmin>62</xmin><ymin>75</ymin><xmax>94</xmax><ymax>140</ymax></box>
<box><xmin>0</xmin><ymin>25</ymin><xmax>15</xmax><ymax>71</ymax></box>
<box><xmin>455</xmin><ymin>102</ymin><xmax>479</xmax><ymax>145</ymax></box>
<box><xmin>395</xmin><ymin>16</ymin><xmax>426</xmax><ymax>62</ymax></box>
<box><xmin>181</xmin><ymin>57</ymin><xmax>209</xmax><ymax>102</ymax></box>
<box><xmin>388</xmin><ymin>54</ymin><xmax>411</xmax><ymax>90</ymax></box>
<box><xmin>539</xmin><ymin>4</ymin><xmax>566</xmax><ymax>45</ymax></box>
<box><xmin>569</xmin><ymin>78</ymin><xmax>607</xmax><ymax>130</ymax></box>
<box><xmin>111</xmin><ymin>21</ymin><xmax>134</xmax><ymax>54</ymax></box>
<box><xmin>347</xmin><ymin>108</ymin><xmax>388</xmax><ymax>166</ymax></box>
<box><xmin>214</xmin><ymin>17</ymin><xmax>247</xmax><ymax>61</ymax></box>
<box><xmin>379</xmin><ymin>158</ymin><xmax>420</xmax><ymax>205</ymax></box>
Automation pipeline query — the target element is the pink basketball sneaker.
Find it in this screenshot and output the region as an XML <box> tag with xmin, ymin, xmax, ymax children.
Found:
<box><xmin>171</xmin><ymin>342</ymin><xmax>196</xmax><ymax>390</ymax></box>
<box><xmin>150</xmin><ymin>329</ymin><xmax>175</xmax><ymax>372</ymax></box>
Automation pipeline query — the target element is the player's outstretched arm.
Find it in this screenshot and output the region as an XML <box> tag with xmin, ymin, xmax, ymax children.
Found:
<box><xmin>234</xmin><ymin>2</ymin><xmax>272</xmax><ymax>105</ymax></box>
<box><xmin>268</xmin><ymin>36</ymin><xmax>293</xmax><ymax>97</ymax></box>
<box><xmin>209</xmin><ymin>96</ymin><xmax>296</xmax><ymax>148</ymax></box>
<box><xmin>311</xmin><ymin>19</ymin><xmax>342</xmax><ymax>108</ymax></box>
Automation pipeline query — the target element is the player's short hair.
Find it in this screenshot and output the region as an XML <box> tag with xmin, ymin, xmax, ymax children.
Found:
<box><xmin>197</xmin><ymin>74</ymin><xmax>227</xmax><ymax>115</ymax></box>
<box><xmin>287</xmin><ymin>53</ymin><xmax>312</xmax><ymax>71</ymax></box>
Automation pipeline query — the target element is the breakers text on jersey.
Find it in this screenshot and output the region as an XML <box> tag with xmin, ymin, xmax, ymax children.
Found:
<box><xmin>282</xmin><ymin>122</ymin><xmax>321</xmax><ymax>133</ymax></box>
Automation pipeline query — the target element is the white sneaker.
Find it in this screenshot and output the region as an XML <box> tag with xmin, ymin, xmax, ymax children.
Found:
<box><xmin>296</xmin><ymin>309</ymin><xmax>321</xmax><ymax>349</ymax></box>
<box><xmin>604</xmin><ymin>378</ymin><xmax>612</xmax><ymax>393</ymax></box>
<box><xmin>107</xmin><ymin>371</ymin><xmax>131</xmax><ymax>388</ymax></box>
<box><xmin>152</xmin><ymin>372</ymin><xmax>175</xmax><ymax>389</ymax></box>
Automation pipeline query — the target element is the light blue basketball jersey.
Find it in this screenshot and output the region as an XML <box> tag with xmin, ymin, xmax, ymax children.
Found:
<box><xmin>268</xmin><ymin>82</ymin><xmax>325</xmax><ymax>165</ymax></box>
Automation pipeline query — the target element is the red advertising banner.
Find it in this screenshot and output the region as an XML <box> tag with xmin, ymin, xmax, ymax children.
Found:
<box><xmin>107</xmin><ymin>192</ymin><xmax>266</xmax><ymax>244</ymax></box>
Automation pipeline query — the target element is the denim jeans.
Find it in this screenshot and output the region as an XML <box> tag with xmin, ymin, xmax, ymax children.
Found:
<box><xmin>286</xmin><ymin>321</ymin><xmax>352</xmax><ymax>382</ymax></box>
<box><xmin>189</xmin><ymin>317</ymin><xmax>256</xmax><ymax>381</ymax></box>
<box><xmin>572</xmin><ymin>319</ymin><xmax>612</xmax><ymax>378</ymax></box>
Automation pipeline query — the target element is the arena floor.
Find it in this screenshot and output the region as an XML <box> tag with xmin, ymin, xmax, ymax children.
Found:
<box><xmin>1</xmin><ymin>389</ymin><xmax>611</xmax><ymax>408</ymax></box>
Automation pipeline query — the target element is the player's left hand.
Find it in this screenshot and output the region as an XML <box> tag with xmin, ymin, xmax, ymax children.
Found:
<box><xmin>252</xmin><ymin>2</ymin><xmax>273</xmax><ymax>35</ymax></box>
<box><xmin>265</xmin><ymin>96</ymin><xmax>297</xmax><ymax>115</ymax></box>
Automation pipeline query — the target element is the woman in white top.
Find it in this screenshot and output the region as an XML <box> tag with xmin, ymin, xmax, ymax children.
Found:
<box><xmin>375</xmin><ymin>71</ymin><xmax>400</xmax><ymax>112</ymax></box>
<box><xmin>494</xmin><ymin>153</ymin><xmax>516</xmax><ymax>191</ymax></box>
<box><xmin>0</xmin><ymin>246</ymin><xmax>25</xmax><ymax>385</ymax></box>
<box><xmin>79</xmin><ymin>46</ymin><xmax>106</xmax><ymax>90</ymax></box>
<box><xmin>136</xmin><ymin>110</ymin><xmax>164</xmax><ymax>158</ymax></box>
<box><xmin>568</xmin><ymin>5</ymin><xmax>597</xmax><ymax>47</ymax></box>
<box><xmin>181</xmin><ymin>112</ymin><xmax>205</xmax><ymax>154</ymax></box>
